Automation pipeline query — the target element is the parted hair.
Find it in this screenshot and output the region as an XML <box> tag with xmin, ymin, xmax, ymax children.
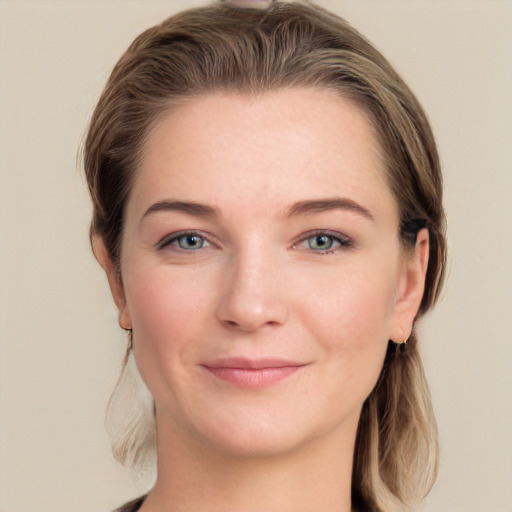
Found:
<box><xmin>83</xmin><ymin>2</ymin><xmax>447</xmax><ymax>511</ymax></box>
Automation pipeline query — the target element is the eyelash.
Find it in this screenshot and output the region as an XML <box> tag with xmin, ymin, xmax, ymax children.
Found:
<box><xmin>157</xmin><ymin>229</ymin><xmax>353</xmax><ymax>255</ymax></box>
<box><xmin>294</xmin><ymin>230</ymin><xmax>353</xmax><ymax>254</ymax></box>
<box><xmin>157</xmin><ymin>231</ymin><xmax>214</xmax><ymax>251</ymax></box>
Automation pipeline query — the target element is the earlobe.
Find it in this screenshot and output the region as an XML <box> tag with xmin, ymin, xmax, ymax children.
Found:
<box><xmin>92</xmin><ymin>234</ymin><xmax>132</xmax><ymax>330</ymax></box>
<box><xmin>390</xmin><ymin>229</ymin><xmax>429</xmax><ymax>342</ymax></box>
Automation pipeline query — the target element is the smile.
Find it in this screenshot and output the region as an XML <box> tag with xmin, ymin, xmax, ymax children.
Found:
<box><xmin>201</xmin><ymin>358</ymin><xmax>306</xmax><ymax>388</ymax></box>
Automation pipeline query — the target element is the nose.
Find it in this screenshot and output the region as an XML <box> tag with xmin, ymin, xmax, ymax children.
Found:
<box><xmin>215</xmin><ymin>247</ymin><xmax>289</xmax><ymax>332</ymax></box>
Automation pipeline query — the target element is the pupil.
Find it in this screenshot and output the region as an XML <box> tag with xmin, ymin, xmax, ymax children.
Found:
<box><xmin>310</xmin><ymin>235</ymin><xmax>332</xmax><ymax>250</ymax></box>
<box><xmin>187</xmin><ymin>235</ymin><xmax>199</xmax><ymax>247</ymax></box>
<box><xmin>179</xmin><ymin>234</ymin><xmax>202</xmax><ymax>249</ymax></box>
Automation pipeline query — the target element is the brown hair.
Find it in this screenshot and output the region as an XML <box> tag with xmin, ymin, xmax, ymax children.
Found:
<box><xmin>83</xmin><ymin>2</ymin><xmax>446</xmax><ymax>511</ymax></box>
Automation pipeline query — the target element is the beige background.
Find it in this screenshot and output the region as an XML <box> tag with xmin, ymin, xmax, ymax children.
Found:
<box><xmin>1</xmin><ymin>1</ymin><xmax>511</xmax><ymax>511</ymax></box>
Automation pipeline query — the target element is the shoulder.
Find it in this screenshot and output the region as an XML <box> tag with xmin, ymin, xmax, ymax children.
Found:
<box><xmin>113</xmin><ymin>495</ymin><xmax>146</xmax><ymax>512</ymax></box>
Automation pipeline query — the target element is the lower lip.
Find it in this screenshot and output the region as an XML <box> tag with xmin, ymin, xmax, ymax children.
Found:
<box><xmin>203</xmin><ymin>366</ymin><xmax>301</xmax><ymax>388</ymax></box>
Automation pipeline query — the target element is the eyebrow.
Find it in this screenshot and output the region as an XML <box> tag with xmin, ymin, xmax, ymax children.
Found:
<box><xmin>142</xmin><ymin>197</ymin><xmax>374</xmax><ymax>222</ymax></box>
<box><xmin>142</xmin><ymin>200</ymin><xmax>220</xmax><ymax>219</ymax></box>
<box><xmin>287</xmin><ymin>197</ymin><xmax>374</xmax><ymax>220</ymax></box>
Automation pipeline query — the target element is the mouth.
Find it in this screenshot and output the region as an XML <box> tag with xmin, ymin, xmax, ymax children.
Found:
<box><xmin>200</xmin><ymin>358</ymin><xmax>307</xmax><ymax>388</ymax></box>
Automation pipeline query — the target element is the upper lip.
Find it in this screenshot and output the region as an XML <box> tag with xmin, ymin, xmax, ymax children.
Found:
<box><xmin>202</xmin><ymin>357</ymin><xmax>307</xmax><ymax>370</ymax></box>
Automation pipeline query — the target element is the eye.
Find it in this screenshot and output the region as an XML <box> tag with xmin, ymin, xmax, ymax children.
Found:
<box><xmin>176</xmin><ymin>233</ymin><xmax>207</xmax><ymax>250</ymax></box>
<box><xmin>295</xmin><ymin>230</ymin><xmax>353</xmax><ymax>254</ymax></box>
<box><xmin>308</xmin><ymin>234</ymin><xmax>336</xmax><ymax>251</ymax></box>
<box><xmin>158</xmin><ymin>231</ymin><xmax>212</xmax><ymax>251</ymax></box>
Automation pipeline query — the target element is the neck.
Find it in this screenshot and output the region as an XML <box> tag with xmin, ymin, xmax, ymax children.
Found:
<box><xmin>141</xmin><ymin>412</ymin><xmax>358</xmax><ymax>512</ymax></box>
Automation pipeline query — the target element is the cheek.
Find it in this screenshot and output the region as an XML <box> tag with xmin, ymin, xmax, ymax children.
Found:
<box><xmin>299</xmin><ymin>260</ymin><xmax>397</xmax><ymax>342</ymax></box>
<box><xmin>126</xmin><ymin>256</ymin><xmax>215</xmax><ymax>322</ymax></box>
<box><xmin>296</xmin><ymin>260</ymin><xmax>397</xmax><ymax>392</ymax></box>
<box><xmin>122</xmin><ymin>264</ymin><xmax>212</xmax><ymax>383</ymax></box>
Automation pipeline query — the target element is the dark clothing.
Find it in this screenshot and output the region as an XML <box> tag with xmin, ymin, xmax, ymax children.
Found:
<box><xmin>114</xmin><ymin>495</ymin><xmax>146</xmax><ymax>512</ymax></box>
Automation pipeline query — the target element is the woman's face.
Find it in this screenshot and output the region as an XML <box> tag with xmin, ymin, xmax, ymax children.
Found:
<box><xmin>101</xmin><ymin>88</ymin><xmax>427</xmax><ymax>457</ymax></box>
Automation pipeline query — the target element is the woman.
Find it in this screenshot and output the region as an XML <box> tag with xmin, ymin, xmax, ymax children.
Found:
<box><xmin>83</xmin><ymin>1</ymin><xmax>446</xmax><ymax>511</ymax></box>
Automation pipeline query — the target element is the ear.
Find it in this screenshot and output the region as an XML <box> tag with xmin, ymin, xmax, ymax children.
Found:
<box><xmin>389</xmin><ymin>229</ymin><xmax>429</xmax><ymax>342</ymax></box>
<box><xmin>92</xmin><ymin>234</ymin><xmax>132</xmax><ymax>331</ymax></box>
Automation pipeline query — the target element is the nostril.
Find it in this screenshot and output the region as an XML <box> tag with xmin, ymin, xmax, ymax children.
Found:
<box><xmin>222</xmin><ymin>317</ymin><xmax>282</xmax><ymax>331</ymax></box>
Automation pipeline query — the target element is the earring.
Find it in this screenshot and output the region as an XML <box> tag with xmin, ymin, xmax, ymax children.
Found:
<box><xmin>395</xmin><ymin>334</ymin><xmax>409</xmax><ymax>353</ymax></box>
<box><xmin>391</xmin><ymin>336</ymin><xmax>408</xmax><ymax>353</ymax></box>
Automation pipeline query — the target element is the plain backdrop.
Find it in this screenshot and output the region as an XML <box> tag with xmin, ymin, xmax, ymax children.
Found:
<box><xmin>1</xmin><ymin>1</ymin><xmax>511</xmax><ymax>511</ymax></box>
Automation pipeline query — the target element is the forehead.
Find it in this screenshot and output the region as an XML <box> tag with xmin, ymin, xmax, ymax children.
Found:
<box><xmin>133</xmin><ymin>88</ymin><xmax>396</xmax><ymax>221</ymax></box>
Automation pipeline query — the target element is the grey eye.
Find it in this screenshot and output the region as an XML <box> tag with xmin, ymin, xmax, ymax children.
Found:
<box><xmin>308</xmin><ymin>235</ymin><xmax>335</xmax><ymax>251</ymax></box>
<box><xmin>177</xmin><ymin>234</ymin><xmax>205</xmax><ymax>250</ymax></box>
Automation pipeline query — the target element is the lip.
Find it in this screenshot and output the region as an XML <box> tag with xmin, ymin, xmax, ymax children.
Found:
<box><xmin>201</xmin><ymin>358</ymin><xmax>307</xmax><ymax>388</ymax></box>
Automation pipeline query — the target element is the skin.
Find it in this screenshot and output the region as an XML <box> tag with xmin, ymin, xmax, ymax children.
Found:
<box><xmin>94</xmin><ymin>88</ymin><xmax>429</xmax><ymax>512</ymax></box>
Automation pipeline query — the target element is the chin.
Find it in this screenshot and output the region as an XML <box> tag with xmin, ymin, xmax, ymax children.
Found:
<box><xmin>201</xmin><ymin>425</ymin><xmax>313</xmax><ymax>459</ymax></box>
<box><xmin>182</xmin><ymin>398</ymin><xmax>361</xmax><ymax>461</ymax></box>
